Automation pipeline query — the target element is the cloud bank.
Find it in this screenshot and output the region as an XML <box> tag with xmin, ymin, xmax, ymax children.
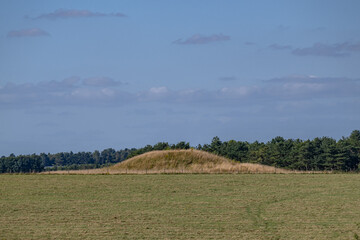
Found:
<box><xmin>269</xmin><ymin>44</ymin><xmax>292</xmax><ymax>50</ymax></box>
<box><xmin>7</xmin><ymin>28</ymin><xmax>50</xmax><ymax>38</ymax></box>
<box><xmin>269</xmin><ymin>42</ymin><xmax>360</xmax><ymax>57</ymax></box>
<box><xmin>173</xmin><ymin>34</ymin><xmax>230</xmax><ymax>45</ymax></box>
<box><xmin>292</xmin><ymin>42</ymin><xmax>360</xmax><ymax>57</ymax></box>
<box><xmin>29</xmin><ymin>9</ymin><xmax>126</xmax><ymax>20</ymax></box>
<box><xmin>1</xmin><ymin>76</ymin><xmax>359</xmax><ymax>109</ymax></box>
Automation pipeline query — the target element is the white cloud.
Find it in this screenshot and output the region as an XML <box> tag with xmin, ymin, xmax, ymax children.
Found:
<box><xmin>269</xmin><ymin>42</ymin><xmax>360</xmax><ymax>57</ymax></box>
<box><xmin>101</xmin><ymin>88</ymin><xmax>115</xmax><ymax>97</ymax></box>
<box><xmin>173</xmin><ymin>34</ymin><xmax>230</xmax><ymax>45</ymax></box>
<box><xmin>82</xmin><ymin>77</ymin><xmax>121</xmax><ymax>87</ymax></box>
<box><xmin>269</xmin><ymin>44</ymin><xmax>293</xmax><ymax>50</ymax></box>
<box><xmin>29</xmin><ymin>9</ymin><xmax>126</xmax><ymax>20</ymax></box>
<box><xmin>71</xmin><ymin>88</ymin><xmax>115</xmax><ymax>99</ymax></box>
<box><xmin>7</xmin><ymin>28</ymin><xmax>50</xmax><ymax>38</ymax></box>
<box><xmin>220</xmin><ymin>87</ymin><xmax>251</xmax><ymax>97</ymax></box>
<box><xmin>149</xmin><ymin>87</ymin><xmax>168</xmax><ymax>94</ymax></box>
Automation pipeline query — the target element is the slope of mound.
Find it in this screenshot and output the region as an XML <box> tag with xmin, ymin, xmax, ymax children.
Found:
<box><xmin>110</xmin><ymin>149</ymin><xmax>290</xmax><ymax>174</ymax></box>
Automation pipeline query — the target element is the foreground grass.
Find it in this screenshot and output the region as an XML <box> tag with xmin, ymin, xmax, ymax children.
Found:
<box><xmin>1</xmin><ymin>174</ymin><xmax>360</xmax><ymax>239</ymax></box>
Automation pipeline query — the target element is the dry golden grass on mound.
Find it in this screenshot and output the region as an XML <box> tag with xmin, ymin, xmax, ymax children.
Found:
<box><xmin>45</xmin><ymin>149</ymin><xmax>293</xmax><ymax>174</ymax></box>
<box><xmin>111</xmin><ymin>149</ymin><xmax>291</xmax><ymax>173</ymax></box>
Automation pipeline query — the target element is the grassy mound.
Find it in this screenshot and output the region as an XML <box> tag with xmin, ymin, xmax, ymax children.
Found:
<box><xmin>109</xmin><ymin>149</ymin><xmax>290</xmax><ymax>174</ymax></box>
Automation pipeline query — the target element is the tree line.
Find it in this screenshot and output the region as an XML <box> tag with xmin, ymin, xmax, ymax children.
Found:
<box><xmin>199</xmin><ymin>130</ymin><xmax>360</xmax><ymax>171</ymax></box>
<box><xmin>0</xmin><ymin>148</ymin><xmax>133</xmax><ymax>173</ymax></box>
<box><xmin>1</xmin><ymin>131</ymin><xmax>359</xmax><ymax>173</ymax></box>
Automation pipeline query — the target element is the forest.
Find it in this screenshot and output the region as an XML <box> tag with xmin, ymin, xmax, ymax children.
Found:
<box><xmin>1</xmin><ymin>130</ymin><xmax>359</xmax><ymax>173</ymax></box>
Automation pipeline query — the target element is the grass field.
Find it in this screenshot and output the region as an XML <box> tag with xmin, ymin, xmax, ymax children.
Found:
<box><xmin>1</xmin><ymin>174</ymin><xmax>360</xmax><ymax>239</ymax></box>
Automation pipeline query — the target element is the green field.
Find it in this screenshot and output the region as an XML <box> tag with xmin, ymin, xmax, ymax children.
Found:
<box><xmin>1</xmin><ymin>174</ymin><xmax>360</xmax><ymax>239</ymax></box>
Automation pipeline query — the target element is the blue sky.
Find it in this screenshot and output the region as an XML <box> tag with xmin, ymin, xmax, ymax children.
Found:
<box><xmin>1</xmin><ymin>0</ymin><xmax>360</xmax><ymax>155</ymax></box>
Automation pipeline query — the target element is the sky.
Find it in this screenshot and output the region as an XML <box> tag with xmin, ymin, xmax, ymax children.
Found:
<box><xmin>1</xmin><ymin>0</ymin><xmax>360</xmax><ymax>155</ymax></box>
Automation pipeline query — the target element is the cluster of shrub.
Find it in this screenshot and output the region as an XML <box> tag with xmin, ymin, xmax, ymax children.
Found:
<box><xmin>1</xmin><ymin>131</ymin><xmax>359</xmax><ymax>173</ymax></box>
<box><xmin>126</xmin><ymin>141</ymin><xmax>190</xmax><ymax>159</ymax></box>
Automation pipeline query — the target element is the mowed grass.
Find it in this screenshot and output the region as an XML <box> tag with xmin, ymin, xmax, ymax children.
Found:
<box><xmin>1</xmin><ymin>174</ymin><xmax>360</xmax><ymax>239</ymax></box>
